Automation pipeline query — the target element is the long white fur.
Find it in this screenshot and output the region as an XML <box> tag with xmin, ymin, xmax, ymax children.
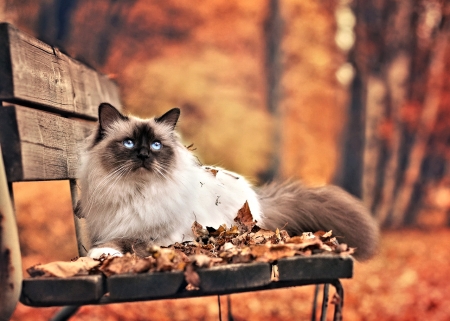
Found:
<box><xmin>78</xmin><ymin>114</ymin><xmax>261</xmax><ymax>257</ymax></box>
<box><xmin>87</xmin><ymin>247</ymin><xmax>122</xmax><ymax>258</ymax></box>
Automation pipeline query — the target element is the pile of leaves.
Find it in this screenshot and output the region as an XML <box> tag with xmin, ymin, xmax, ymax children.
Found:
<box><xmin>27</xmin><ymin>202</ymin><xmax>354</xmax><ymax>282</ymax></box>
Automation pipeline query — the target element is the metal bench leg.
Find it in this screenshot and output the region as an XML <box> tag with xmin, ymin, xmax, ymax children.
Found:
<box><xmin>50</xmin><ymin>305</ymin><xmax>80</xmax><ymax>321</ymax></box>
<box><xmin>311</xmin><ymin>284</ymin><xmax>332</xmax><ymax>321</ymax></box>
<box><xmin>320</xmin><ymin>283</ymin><xmax>330</xmax><ymax>321</ymax></box>
<box><xmin>311</xmin><ymin>284</ymin><xmax>320</xmax><ymax>321</ymax></box>
<box><xmin>312</xmin><ymin>281</ymin><xmax>344</xmax><ymax>321</ymax></box>
<box><xmin>218</xmin><ymin>295</ymin><xmax>234</xmax><ymax>321</ymax></box>
<box><xmin>331</xmin><ymin>280</ymin><xmax>344</xmax><ymax>321</ymax></box>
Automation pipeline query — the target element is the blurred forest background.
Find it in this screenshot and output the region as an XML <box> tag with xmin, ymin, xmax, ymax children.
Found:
<box><xmin>1</xmin><ymin>0</ymin><xmax>450</xmax><ymax>320</ymax></box>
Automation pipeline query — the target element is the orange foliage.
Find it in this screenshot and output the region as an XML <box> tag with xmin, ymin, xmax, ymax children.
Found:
<box><xmin>2</xmin><ymin>0</ymin><xmax>348</xmax><ymax>184</ymax></box>
<box><xmin>12</xmin><ymin>181</ymin><xmax>78</xmax><ymax>275</ymax></box>
<box><xmin>400</xmin><ymin>101</ymin><xmax>422</xmax><ymax>130</ymax></box>
<box><xmin>82</xmin><ymin>0</ymin><xmax>273</xmax><ymax>179</ymax></box>
<box><xmin>279</xmin><ymin>1</ymin><xmax>347</xmax><ymax>185</ymax></box>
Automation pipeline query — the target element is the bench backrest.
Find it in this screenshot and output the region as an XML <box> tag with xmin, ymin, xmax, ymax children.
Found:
<box><xmin>0</xmin><ymin>21</ymin><xmax>123</xmax><ymax>264</ymax></box>
<box><xmin>0</xmin><ymin>23</ymin><xmax>122</xmax><ymax>318</ymax></box>
<box><xmin>0</xmin><ymin>23</ymin><xmax>122</xmax><ymax>182</ymax></box>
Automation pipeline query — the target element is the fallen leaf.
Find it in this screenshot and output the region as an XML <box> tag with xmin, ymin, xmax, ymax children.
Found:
<box><xmin>235</xmin><ymin>201</ymin><xmax>253</xmax><ymax>223</ymax></box>
<box><xmin>27</xmin><ymin>257</ymin><xmax>100</xmax><ymax>278</ymax></box>
<box><xmin>207</xmin><ymin>224</ymin><xmax>227</xmax><ymax>237</ymax></box>
<box><xmin>155</xmin><ymin>248</ymin><xmax>178</xmax><ymax>272</ymax></box>
<box><xmin>252</xmin><ymin>228</ymin><xmax>277</xmax><ymax>244</ymax></box>
<box><xmin>234</xmin><ymin>202</ymin><xmax>256</xmax><ymax>232</ymax></box>
<box><xmin>189</xmin><ymin>254</ymin><xmax>212</xmax><ymax>268</ymax></box>
<box><xmin>184</xmin><ymin>263</ymin><xmax>201</xmax><ymax>288</ymax></box>
<box><xmin>250</xmin><ymin>244</ymin><xmax>297</xmax><ymax>262</ymax></box>
<box><xmin>99</xmin><ymin>253</ymin><xmax>155</xmax><ymax>276</ymax></box>
<box><xmin>192</xmin><ymin>221</ymin><xmax>209</xmax><ymax>239</ymax></box>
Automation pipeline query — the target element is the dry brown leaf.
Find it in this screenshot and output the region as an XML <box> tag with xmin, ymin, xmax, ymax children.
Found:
<box><xmin>155</xmin><ymin>248</ymin><xmax>177</xmax><ymax>271</ymax></box>
<box><xmin>206</xmin><ymin>224</ymin><xmax>227</xmax><ymax>237</ymax></box>
<box><xmin>27</xmin><ymin>257</ymin><xmax>100</xmax><ymax>278</ymax></box>
<box><xmin>278</xmin><ymin>229</ymin><xmax>290</xmax><ymax>241</ymax></box>
<box><xmin>192</xmin><ymin>221</ymin><xmax>209</xmax><ymax>239</ymax></box>
<box><xmin>189</xmin><ymin>254</ymin><xmax>223</xmax><ymax>268</ymax></box>
<box><xmin>234</xmin><ymin>202</ymin><xmax>257</xmax><ymax>233</ymax></box>
<box><xmin>252</xmin><ymin>228</ymin><xmax>276</xmax><ymax>244</ymax></box>
<box><xmin>189</xmin><ymin>254</ymin><xmax>211</xmax><ymax>268</ymax></box>
<box><xmin>226</xmin><ymin>225</ymin><xmax>240</xmax><ymax>236</ymax></box>
<box><xmin>322</xmin><ymin>230</ymin><xmax>333</xmax><ymax>238</ymax></box>
<box><xmin>184</xmin><ymin>263</ymin><xmax>201</xmax><ymax>288</ymax></box>
<box><xmin>288</xmin><ymin>236</ymin><xmax>310</xmax><ymax>244</ymax></box>
<box><xmin>100</xmin><ymin>253</ymin><xmax>161</xmax><ymax>276</ymax></box>
<box><xmin>250</xmin><ymin>244</ymin><xmax>297</xmax><ymax>262</ymax></box>
<box><xmin>235</xmin><ymin>201</ymin><xmax>253</xmax><ymax>223</ymax></box>
<box><xmin>132</xmin><ymin>257</ymin><xmax>154</xmax><ymax>273</ymax></box>
<box><xmin>287</xmin><ymin>239</ymin><xmax>323</xmax><ymax>251</ymax></box>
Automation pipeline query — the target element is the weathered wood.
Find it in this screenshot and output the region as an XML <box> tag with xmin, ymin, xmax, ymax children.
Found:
<box><xmin>0</xmin><ymin>104</ymin><xmax>95</xmax><ymax>182</ymax></box>
<box><xmin>196</xmin><ymin>262</ymin><xmax>272</xmax><ymax>293</ymax></box>
<box><xmin>20</xmin><ymin>275</ymin><xmax>105</xmax><ymax>307</ymax></box>
<box><xmin>70</xmin><ymin>180</ymin><xmax>90</xmax><ymax>257</ymax></box>
<box><xmin>276</xmin><ymin>256</ymin><xmax>353</xmax><ymax>281</ymax></box>
<box><xmin>0</xmin><ymin>23</ymin><xmax>121</xmax><ymax>119</ymax></box>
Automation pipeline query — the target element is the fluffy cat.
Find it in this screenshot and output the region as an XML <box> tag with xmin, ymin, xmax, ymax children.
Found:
<box><xmin>78</xmin><ymin>103</ymin><xmax>379</xmax><ymax>261</ymax></box>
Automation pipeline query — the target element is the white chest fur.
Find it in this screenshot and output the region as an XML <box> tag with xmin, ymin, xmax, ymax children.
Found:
<box><xmin>81</xmin><ymin>163</ymin><xmax>261</xmax><ymax>247</ymax></box>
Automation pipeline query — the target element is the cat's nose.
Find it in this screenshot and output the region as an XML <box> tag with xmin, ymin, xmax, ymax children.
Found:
<box><xmin>137</xmin><ymin>147</ymin><xmax>150</xmax><ymax>159</ymax></box>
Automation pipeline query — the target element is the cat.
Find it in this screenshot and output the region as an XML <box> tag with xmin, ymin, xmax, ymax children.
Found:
<box><xmin>77</xmin><ymin>103</ymin><xmax>379</xmax><ymax>261</ymax></box>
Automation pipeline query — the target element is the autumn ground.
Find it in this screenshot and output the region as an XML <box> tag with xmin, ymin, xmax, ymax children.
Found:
<box><xmin>8</xmin><ymin>182</ymin><xmax>450</xmax><ymax>321</ymax></box>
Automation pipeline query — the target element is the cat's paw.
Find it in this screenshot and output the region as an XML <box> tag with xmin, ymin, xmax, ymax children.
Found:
<box><xmin>87</xmin><ymin>247</ymin><xmax>123</xmax><ymax>259</ymax></box>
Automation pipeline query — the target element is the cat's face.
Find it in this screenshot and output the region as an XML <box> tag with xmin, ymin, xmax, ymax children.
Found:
<box><xmin>90</xmin><ymin>103</ymin><xmax>181</xmax><ymax>179</ymax></box>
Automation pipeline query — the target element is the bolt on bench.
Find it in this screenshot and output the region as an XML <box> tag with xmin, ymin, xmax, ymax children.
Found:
<box><xmin>0</xmin><ymin>23</ymin><xmax>353</xmax><ymax>321</ymax></box>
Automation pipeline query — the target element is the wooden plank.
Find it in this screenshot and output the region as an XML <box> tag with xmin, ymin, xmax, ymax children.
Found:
<box><xmin>107</xmin><ymin>271</ymin><xmax>185</xmax><ymax>302</ymax></box>
<box><xmin>0</xmin><ymin>105</ymin><xmax>95</xmax><ymax>182</ymax></box>
<box><xmin>20</xmin><ymin>275</ymin><xmax>105</xmax><ymax>307</ymax></box>
<box><xmin>196</xmin><ymin>262</ymin><xmax>272</xmax><ymax>293</ymax></box>
<box><xmin>0</xmin><ymin>23</ymin><xmax>121</xmax><ymax>119</ymax></box>
<box><xmin>70</xmin><ymin>180</ymin><xmax>90</xmax><ymax>257</ymax></box>
<box><xmin>106</xmin><ymin>263</ymin><xmax>271</xmax><ymax>303</ymax></box>
<box><xmin>276</xmin><ymin>256</ymin><xmax>353</xmax><ymax>282</ymax></box>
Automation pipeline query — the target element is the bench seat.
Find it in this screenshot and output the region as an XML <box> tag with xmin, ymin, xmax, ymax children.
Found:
<box><xmin>20</xmin><ymin>256</ymin><xmax>352</xmax><ymax>306</ymax></box>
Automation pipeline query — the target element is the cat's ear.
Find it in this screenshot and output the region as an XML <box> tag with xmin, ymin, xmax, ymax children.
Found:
<box><xmin>155</xmin><ymin>108</ymin><xmax>180</xmax><ymax>130</ymax></box>
<box><xmin>98</xmin><ymin>103</ymin><xmax>127</xmax><ymax>130</ymax></box>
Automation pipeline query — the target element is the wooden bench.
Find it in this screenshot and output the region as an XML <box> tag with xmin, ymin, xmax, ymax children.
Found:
<box><xmin>0</xmin><ymin>23</ymin><xmax>353</xmax><ymax>321</ymax></box>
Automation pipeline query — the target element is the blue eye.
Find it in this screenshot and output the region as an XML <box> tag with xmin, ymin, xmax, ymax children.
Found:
<box><xmin>151</xmin><ymin>141</ymin><xmax>162</xmax><ymax>150</ymax></box>
<box><xmin>122</xmin><ymin>139</ymin><xmax>135</xmax><ymax>149</ymax></box>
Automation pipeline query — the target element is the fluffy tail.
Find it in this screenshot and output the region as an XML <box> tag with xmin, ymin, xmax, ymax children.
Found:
<box><xmin>257</xmin><ymin>181</ymin><xmax>379</xmax><ymax>261</ymax></box>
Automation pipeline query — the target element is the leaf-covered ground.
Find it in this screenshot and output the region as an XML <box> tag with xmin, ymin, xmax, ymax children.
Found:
<box><xmin>11</xmin><ymin>228</ymin><xmax>450</xmax><ymax>321</ymax></box>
